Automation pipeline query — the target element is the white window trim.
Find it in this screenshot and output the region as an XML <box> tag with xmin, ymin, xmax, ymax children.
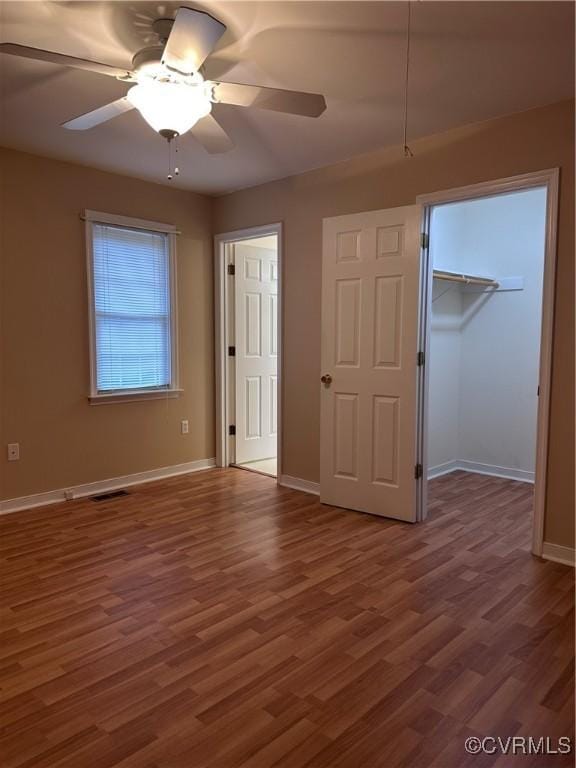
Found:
<box><xmin>85</xmin><ymin>209</ymin><xmax>180</xmax><ymax>404</ymax></box>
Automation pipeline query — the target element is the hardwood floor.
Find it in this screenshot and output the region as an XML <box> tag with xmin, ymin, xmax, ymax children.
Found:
<box><xmin>1</xmin><ymin>469</ymin><xmax>573</xmax><ymax>767</ymax></box>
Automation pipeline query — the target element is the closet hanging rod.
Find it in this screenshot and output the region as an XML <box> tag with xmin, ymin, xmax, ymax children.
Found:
<box><xmin>433</xmin><ymin>269</ymin><xmax>499</xmax><ymax>288</ymax></box>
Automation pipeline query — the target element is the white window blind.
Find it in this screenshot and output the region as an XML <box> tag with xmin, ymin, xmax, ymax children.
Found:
<box><xmin>92</xmin><ymin>223</ymin><xmax>172</xmax><ymax>392</ymax></box>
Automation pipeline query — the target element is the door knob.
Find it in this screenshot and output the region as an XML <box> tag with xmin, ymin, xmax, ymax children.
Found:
<box><xmin>320</xmin><ymin>374</ymin><xmax>332</xmax><ymax>385</ymax></box>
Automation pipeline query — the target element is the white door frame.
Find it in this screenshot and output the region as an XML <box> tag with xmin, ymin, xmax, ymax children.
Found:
<box><xmin>214</xmin><ymin>223</ymin><xmax>283</xmax><ymax>477</ymax></box>
<box><xmin>416</xmin><ymin>168</ymin><xmax>560</xmax><ymax>557</ymax></box>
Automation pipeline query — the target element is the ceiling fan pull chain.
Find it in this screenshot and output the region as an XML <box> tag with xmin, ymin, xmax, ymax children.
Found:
<box><xmin>167</xmin><ymin>138</ymin><xmax>173</xmax><ymax>181</ymax></box>
<box><xmin>165</xmin><ymin>135</ymin><xmax>180</xmax><ymax>181</ymax></box>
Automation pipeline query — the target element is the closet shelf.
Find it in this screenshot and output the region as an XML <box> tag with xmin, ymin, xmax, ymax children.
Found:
<box><xmin>433</xmin><ymin>269</ymin><xmax>499</xmax><ymax>288</ymax></box>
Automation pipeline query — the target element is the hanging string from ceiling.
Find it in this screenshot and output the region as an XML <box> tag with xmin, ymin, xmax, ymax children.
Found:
<box><xmin>403</xmin><ymin>1</ymin><xmax>414</xmax><ymax>158</ymax></box>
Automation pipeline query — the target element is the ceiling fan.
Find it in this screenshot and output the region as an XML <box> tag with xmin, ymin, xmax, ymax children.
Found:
<box><xmin>0</xmin><ymin>6</ymin><xmax>327</xmax><ymax>154</ymax></box>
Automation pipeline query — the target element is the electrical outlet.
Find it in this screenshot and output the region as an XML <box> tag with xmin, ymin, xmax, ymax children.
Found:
<box><xmin>7</xmin><ymin>443</ymin><xmax>20</xmax><ymax>461</ymax></box>
<box><xmin>181</xmin><ymin>420</ymin><xmax>189</xmax><ymax>435</ymax></box>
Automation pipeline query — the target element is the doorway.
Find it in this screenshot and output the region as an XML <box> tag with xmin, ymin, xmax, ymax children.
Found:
<box><xmin>426</xmin><ymin>188</ymin><xmax>546</xmax><ymax>480</ymax></box>
<box><xmin>418</xmin><ymin>170</ymin><xmax>559</xmax><ymax>557</ymax></box>
<box><xmin>319</xmin><ymin>170</ymin><xmax>558</xmax><ymax>558</ymax></box>
<box><xmin>214</xmin><ymin>224</ymin><xmax>282</xmax><ymax>479</ymax></box>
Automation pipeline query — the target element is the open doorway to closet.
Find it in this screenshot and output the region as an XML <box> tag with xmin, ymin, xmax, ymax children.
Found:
<box><xmin>418</xmin><ymin>172</ymin><xmax>558</xmax><ymax>556</ymax></box>
<box><xmin>215</xmin><ymin>225</ymin><xmax>281</xmax><ymax>479</ymax></box>
<box><xmin>318</xmin><ymin>171</ymin><xmax>557</xmax><ymax>554</ymax></box>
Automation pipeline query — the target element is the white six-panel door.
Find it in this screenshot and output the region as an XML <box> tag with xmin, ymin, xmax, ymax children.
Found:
<box><xmin>234</xmin><ymin>243</ymin><xmax>278</xmax><ymax>464</ymax></box>
<box><xmin>320</xmin><ymin>206</ymin><xmax>422</xmax><ymax>521</ymax></box>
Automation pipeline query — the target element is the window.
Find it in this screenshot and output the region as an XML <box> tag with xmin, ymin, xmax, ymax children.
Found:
<box><xmin>85</xmin><ymin>211</ymin><xmax>179</xmax><ymax>402</ymax></box>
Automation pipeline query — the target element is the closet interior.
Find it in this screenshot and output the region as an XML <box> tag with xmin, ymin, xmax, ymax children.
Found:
<box><xmin>426</xmin><ymin>186</ymin><xmax>547</xmax><ymax>487</ymax></box>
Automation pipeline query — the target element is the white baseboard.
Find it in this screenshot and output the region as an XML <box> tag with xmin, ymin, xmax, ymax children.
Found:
<box><xmin>541</xmin><ymin>542</ymin><xmax>575</xmax><ymax>567</ymax></box>
<box><xmin>427</xmin><ymin>460</ymin><xmax>461</xmax><ymax>479</ymax></box>
<box><xmin>428</xmin><ymin>459</ymin><xmax>534</xmax><ymax>483</ymax></box>
<box><xmin>459</xmin><ymin>460</ymin><xmax>535</xmax><ymax>483</ymax></box>
<box><xmin>279</xmin><ymin>474</ymin><xmax>320</xmax><ymax>496</ymax></box>
<box><xmin>0</xmin><ymin>458</ymin><xmax>216</xmax><ymax>515</ymax></box>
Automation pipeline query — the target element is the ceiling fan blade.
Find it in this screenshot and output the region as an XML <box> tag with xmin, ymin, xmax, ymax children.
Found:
<box><xmin>190</xmin><ymin>113</ymin><xmax>234</xmax><ymax>154</ymax></box>
<box><xmin>0</xmin><ymin>42</ymin><xmax>132</xmax><ymax>79</ymax></box>
<box><xmin>162</xmin><ymin>7</ymin><xmax>226</xmax><ymax>75</ymax></box>
<box><xmin>62</xmin><ymin>97</ymin><xmax>134</xmax><ymax>130</ymax></box>
<box><xmin>210</xmin><ymin>81</ymin><xmax>326</xmax><ymax>118</ymax></box>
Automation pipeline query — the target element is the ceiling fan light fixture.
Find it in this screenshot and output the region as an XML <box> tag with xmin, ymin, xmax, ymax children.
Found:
<box><xmin>1</xmin><ymin>4</ymin><xmax>326</xmax><ymax>158</ymax></box>
<box><xmin>127</xmin><ymin>81</ymin><xmax>211</xmax><ymax>137</ymax></box>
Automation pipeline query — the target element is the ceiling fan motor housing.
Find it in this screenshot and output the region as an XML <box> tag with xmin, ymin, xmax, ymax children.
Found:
<box><xmin>152</xmin><ymin>18</ymin><xmax>175</xmax><ymax>44</ymax></box>
<box><xmin>131</xmin><ymin>46</ymin><xmax>164</xmax><ymax>79</ymax></box>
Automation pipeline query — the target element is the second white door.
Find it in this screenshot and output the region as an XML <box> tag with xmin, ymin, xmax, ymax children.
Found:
<box><xmin>320</xmin><ymin>205</ymin><xmax>423</xmax><ymax>522</ymax></box>
<box><xmin>234</xmin><ymin>242</ymin><xmax>278</xmax><ymax>464</ymax></box>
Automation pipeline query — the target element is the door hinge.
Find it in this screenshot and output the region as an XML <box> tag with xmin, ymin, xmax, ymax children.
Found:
<box><xmin>227</xmin><ymin>263</ymin><xmax>235</xmax><ymax>276</ymax></box>
<box><xmin>537</xmin><ymin>385</ymin><xmax>540</xmax><ymax>396</ymax></box>
<box><xmin>228</xmin><ymin>346</ymin><xmax>236</xmax><ymax>357</ymax></box>
<box><xmin>420</xmin><ymin>232</ymin><xmax>429</xmax><ymax>249</ymax></box>
<box><xmin>414</xmin><ymin>463</ymin><xmax>423</xmax><ymax>480</ymax></box>
<box><xmin>228</xmin><ymin>425</ymin><xmax>236</xmax><ymax>436</ymax></box>
<box><xmin>417</xmin><ymin>351</ymin><xmax>425</xmax><ymax>367</ymax></box>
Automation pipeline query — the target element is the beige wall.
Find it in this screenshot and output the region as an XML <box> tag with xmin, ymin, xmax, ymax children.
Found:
<box><xmin>0</xmin><ymin>148</ymin><xmax>215</xmax><ymax>500</ymax></box>
<box><xmin>1</xmin><ymin>101</ymin><xmax>573</xmax><ymax>548</ymax></box>
<box><xmin>214</xmin><ymin>100</ymin><xmax>575</xmax><ymax>549</ymax></box>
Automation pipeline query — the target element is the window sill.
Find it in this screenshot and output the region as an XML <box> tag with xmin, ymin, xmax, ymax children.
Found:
<box><xmin>89</xmin><ymin>389</ymin><xmax>183</xmax><ymax>405</ymax></box>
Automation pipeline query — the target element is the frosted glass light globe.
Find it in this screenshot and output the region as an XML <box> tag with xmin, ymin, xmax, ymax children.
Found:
<box><xmin>127</xmin><ymin>81</ymin><xmax>212</xmax><ymax>136</ymax></box>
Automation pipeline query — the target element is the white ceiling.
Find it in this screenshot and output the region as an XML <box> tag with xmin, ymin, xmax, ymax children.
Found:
<box><xmin>1</xmin><ymin>1</ymin><xmax>573</xmax><ymax>195</ymax></box>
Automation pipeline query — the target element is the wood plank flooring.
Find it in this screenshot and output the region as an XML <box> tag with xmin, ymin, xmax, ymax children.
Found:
<box><xmin>0</xmin><ymin>469</ymin><xmax>573</xmax><ymax>767</ymax></box>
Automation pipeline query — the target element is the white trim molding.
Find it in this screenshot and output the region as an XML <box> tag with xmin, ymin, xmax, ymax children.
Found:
<box><xmin>84</xmin><ymin>209</ymin><xmax>180</xmax><ymax>403</ymax></box>
<box><xmin>83</xmin><ymin>209</ymin><xmax>179</xmax><ymax>234</ymax></box>
<box><xmin>0</xmin><ymin>458</ymin><xmax>216</xmax><ymax>515</ymax></box>
<box><xmin>416</xmin><ymin>168</ymin><xmax>560</xmax><ymax>560</ymax></box>
<box><xmin>279</xmin><ymin>475</ymin><xmax>320</xmax><ymax>496</ymax></box>
<box><xmin>428</xmin><ymin>460</ymin><xmax>534</xmax><ymax>483</ymax></box>
<box><xmin>427</xmin><ymin>460</ymin><xmax>461</xmax><ymax>479</ymax></box>
<box><xmin>214</xmin><ymin>223</ymin><xmax>284</xmax><ymax>480</ymax></box>
<box><xmin>541</xmin><ymin>542</ymin><xmax>576</xmax><ymax>568</ymax></box>
<box><xmin>89</xmin><ymin>388</ymin><xmax>183</xmax><ymax>405</ymax></box>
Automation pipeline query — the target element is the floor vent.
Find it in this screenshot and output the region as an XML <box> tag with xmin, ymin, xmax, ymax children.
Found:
<box><xmin>91</xmin><ymin>489</ymin><xmax>129</xmax><ymax>502</ymax></box>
